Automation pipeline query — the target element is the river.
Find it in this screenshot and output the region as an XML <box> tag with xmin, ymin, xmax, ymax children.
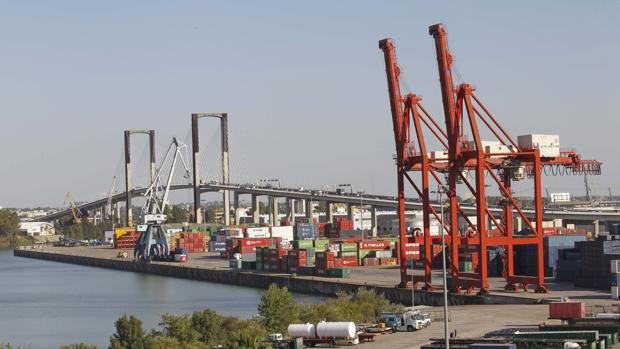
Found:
<box><xmin>0</xmin><ymin>250</ymin><xmax>324</xmax><ymax>349</ymax></box>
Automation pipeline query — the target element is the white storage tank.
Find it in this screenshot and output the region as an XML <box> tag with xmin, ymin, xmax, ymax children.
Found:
<box><xmin>316</xmin><ymin>321</ymin><xmax>356</xmax><ymax>338</ymax></box>
<box><xmin>287</xmin><ymin>323</ymin><xmax>316</xmax><ymax>338</ymax></box>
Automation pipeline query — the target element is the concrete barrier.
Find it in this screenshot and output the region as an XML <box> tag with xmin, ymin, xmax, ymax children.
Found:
<box><xmin>13</xmin><ymin>249</ymin><xmax>537</xmax><ymax>306</ymax></box>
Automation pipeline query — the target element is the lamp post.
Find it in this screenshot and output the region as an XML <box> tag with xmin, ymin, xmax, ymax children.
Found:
<box><xmin>438</xmin><ymin>185</ymin><xmax>449</xmax><ymax>349</ymax></box>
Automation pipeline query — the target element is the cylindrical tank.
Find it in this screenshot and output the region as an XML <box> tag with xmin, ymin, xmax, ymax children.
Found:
<box><xmin>287</xmin><ymin>323</ymin><xmax>316</xmax><ymax>338</ymax></box>
<box><xmin>315</xmin><ymin>322</ymin><xmax>356</xmax><ymax>338</ymax></box>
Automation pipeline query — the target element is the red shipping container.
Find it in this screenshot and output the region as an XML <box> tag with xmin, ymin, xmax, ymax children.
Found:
<box><xmin>240</xmin><ymin>238</ymin><xmax>271</xmax><ymax>248</ymax></box>
<box><xmin>239</xmin><ymin>246</ymin><xmax>257</xmax><ymax>254</ymax></box>
<box><xmin>335</xmin><ymin>257</ymin><xmax>358</xmax><ymax>267</ymax></box>
<box><xmin>288</xmin><ymin>250</ymin><xmax>307</xmax><ymax>259</ymax></box>
<box><xmin>288</xmin><ymin>258</ymin><xmax>307</xmax><ymax>267</ymax></box>
<box><xmin>549</xmin><ymin>302</ymin><xmax>585</xmax><ymax>320</ymax></box>
<box><xmin>316</xmin><ymin>252</ymin><xmax>335</xmax><ymax>261</ymax></box>
<box><xmin>362</xmin><ymin>257</ymin><xmax>380</xmax><ymax>266</ymax></box>
<box><xmin>358</xmin><ymin>241</ymin><xmax>390</xmax><ymax>250</ymax></box>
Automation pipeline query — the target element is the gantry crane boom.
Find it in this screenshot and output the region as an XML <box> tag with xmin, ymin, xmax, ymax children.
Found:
<box><xmin>379</xmin><ymin>23</ymin><xmax>602</xmax><ymax>294</ymax></box>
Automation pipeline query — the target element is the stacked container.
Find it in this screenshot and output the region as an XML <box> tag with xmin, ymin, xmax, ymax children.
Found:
<box><xmin>267</xmin><ymin>248</ymin><xmax>288</xmax><ymax>272</ymax></box>
<box><xmin>113</xmin><ymin>231</ymin><xmax>140</xmax><ymax>249</ymax></box>
<box><xmin>295</xmin><ymin>223</ymin><xmax>318</xmax><ymax>240</ymax></box>
<box><xmin>176</xmin><ymin>232</ymin><xmax>206</xmax><ymax>253</ymax></box>
<box><xmin>287</xmin><ymin>249</ymin><xmax>308</xmax><ymax>273</ymax></box>
<box><xmin>316</xmin><ymin>251</ymin><xmax>335</xmax><ymax>276</ymax></box>
<box><xmin>358</xmin><ymin>241</ymin><xmax>390</xmax><ymax>266</ymax></box>
<box><xmin>209</xmin><ymin>241</ymin><xmax>226</xmax><ymax>252</ymax></box>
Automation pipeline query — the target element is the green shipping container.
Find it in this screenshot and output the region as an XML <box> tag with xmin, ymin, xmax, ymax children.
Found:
<box><xmin>313</xmin><ymin>239</ymin><xmax>329</xmax><ymax>250</ymax></box>
<box><xmin>341</xmin><ymin>243</ymin><xmax>358</xmax><ymax>252</ymax></box>
<box><xmin>328</xmin><ymin>268</ymin><xmax>351</xmax><ymax>278</ymax></box>
<box><xmin>294</xmin><ymin>240</ymin><xmax>314</xmax><ymax>249</ymax></box>
<box><xmin>459</xmin><ymin>261</ymin><xmax>473</xmax><ymax>272</ymax></box>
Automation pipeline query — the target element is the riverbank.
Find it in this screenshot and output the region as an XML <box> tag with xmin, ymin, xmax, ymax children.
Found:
<box><xmin>13</xmin><ymin>247</ymin><xmax>557</xmax><ymax>306</ymax></box>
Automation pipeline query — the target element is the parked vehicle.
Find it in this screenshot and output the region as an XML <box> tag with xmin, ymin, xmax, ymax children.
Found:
<box><xmin>398</xmin><ymin>311</ymin><xmax>431</xmax><ymax>331</ymax></box>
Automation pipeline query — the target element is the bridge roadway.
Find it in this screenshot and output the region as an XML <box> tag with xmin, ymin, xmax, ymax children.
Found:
<box><xmin>36</xmin><ymin>183</ymin><xmax>620</xmax><ymax>224</ymax></box>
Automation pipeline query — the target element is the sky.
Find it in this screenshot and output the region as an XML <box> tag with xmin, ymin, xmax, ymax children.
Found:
<box><xmin>0</xmin><ymin>1</ymin><xmax>618</xmax><ymax>208</ymax></box>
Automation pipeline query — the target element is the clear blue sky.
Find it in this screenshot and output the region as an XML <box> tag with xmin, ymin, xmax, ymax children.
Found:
<box><xmin>0</xmin><ymin>1</ymin><xmax>618</xmax><ymax>207</ymax></box>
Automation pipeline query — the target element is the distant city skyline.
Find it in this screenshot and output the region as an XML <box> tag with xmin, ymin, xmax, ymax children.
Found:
<box><xmin>0</xmin><ymin>1</ymin><xmax>618</xmax><ymax>207</ymax></box>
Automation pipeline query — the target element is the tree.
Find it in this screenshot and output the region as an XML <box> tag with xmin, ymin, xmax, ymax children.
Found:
<box><xmin>59</xmin><ymin>344</ymin><xmax>99</xmax><ymax>349</ymax></box>
<box><xmin>109</xmin><ymin>315</ymin><xmax>146</xmax><ymax>349</ymax></box>
<box><xmin>257</xmin><ymin>284</ymin><xmax>300</xmax><ymax>333</ymax></box>
<box><xmin>0</xmin><ymin>209</ymin><xmax>19</xmax><ymax>236</ymax></box>
<box><xmin>159</xmin><ymin>313</ymin><xmax>201</xmax><ymax>345</ymax></box>
<box><xmin>163</xmin><ymin>206</ymin><xmax>189</xmax><ymax>223</ymax></box>
<box><xmin>190</xmin><ymin>309</ymin><xmax>228</xmax><ymax>345</ymax></box>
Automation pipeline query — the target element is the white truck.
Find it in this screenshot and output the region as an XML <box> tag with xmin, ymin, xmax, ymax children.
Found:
<box><xmin>398</xmin><ymin>311</ymin><xmax>431</xmax><ymax>332</ymax></box>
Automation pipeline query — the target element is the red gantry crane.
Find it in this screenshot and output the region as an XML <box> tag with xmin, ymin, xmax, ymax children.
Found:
<box><xmin>380</xmin><ymin>24</ymin><xmax>602</xmax><ymax>294</ymax></box>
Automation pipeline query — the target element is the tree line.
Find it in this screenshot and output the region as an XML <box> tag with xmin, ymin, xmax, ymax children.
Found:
<box><xmin>1</xmin><ymin>285</ymin><xmax>402</xmax><ymax>349</ymax></box>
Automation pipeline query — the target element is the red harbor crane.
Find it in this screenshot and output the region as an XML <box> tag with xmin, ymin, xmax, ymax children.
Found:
<box><xmin>379</xmin><ymin>24</ymin><xmax>602</xmax><ymax>294</ymax></box>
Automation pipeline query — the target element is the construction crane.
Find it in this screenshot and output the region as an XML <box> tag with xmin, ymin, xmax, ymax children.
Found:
<box><xmin>134</xmin><ymin>137</ymin><xmax>191</xmax><ymax>262</ymax></box>
<box><xmin>379</xmin><ymin>24</ymin><xmax>602</xmax><ymax>294</ymax></box>
<box><xmin>64</xmin><ymin>192</ymin><xmax>84</xmax><ymax>224</ymax></box>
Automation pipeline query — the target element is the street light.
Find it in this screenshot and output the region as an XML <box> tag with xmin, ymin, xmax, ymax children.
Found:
<box><xmin>431</xmin><ymin>185</ymin><xmax>450</xmax><ymax>349</ymax></box>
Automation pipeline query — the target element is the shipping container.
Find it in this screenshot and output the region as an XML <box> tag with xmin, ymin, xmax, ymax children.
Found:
<box><xmin>548</xmin><ymin>302</ymin><xmax>585</xmax><ymax>320</ymax></box>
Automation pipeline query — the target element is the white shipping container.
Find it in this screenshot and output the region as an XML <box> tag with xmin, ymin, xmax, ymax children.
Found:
<box><xmin>517</xmin><ymin>134</ymin><xmax>560</xmax><ymax>158</ymax></box>
<box><xmin>270</xmin><ymin>226</ymin><xmax>294</xmax><ymax>242</ymax></box>
<box><xmin>550</xmin><ymin>192</ymin><xmax>571</xmax><ymax>203</ymax></box>
<box><xmin>104</xmin><ymin>230</ymin><xmax>114</xmax><ymax>244</ymax></box>
<box><xmin>246</xmin><ymin>229</ymin><xmax>269</xmax><ymax>238</ymax></box>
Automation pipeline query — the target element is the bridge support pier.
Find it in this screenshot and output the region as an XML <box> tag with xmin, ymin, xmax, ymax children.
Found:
<box><xmin>269</xmin><ymin>197</ymin><xmax>279</xmax><ymax>226</ymax></box>
<box><xmin>347</xmin><ymin>203</ymin><xmax>354</xmax><ymax>222</ymax></box>
<box><xmin>123</xmin><ymin>129</ymin><xmax>156</xmax><ymax>227</ymax></box>
<box><xmin>305</xmin><ymin>199</ymin><xmax>314</xmax><ymax>222</ymax></box>
<box><xmin>326</xmin><ymin>202</ymin><xmax>334</xmax><ymax>223</ymax></box>
<box><xmin>233</xmin><ymin>192</ymin><xmax>240</xmax><ymax>225</ymax></box>
<box><xmin>593</xmin><ymin>219</ymin><xmax>600</xmax><ymax>237</ymax></box>
<box><xmin>251</xmin><ymin>194</ymin><xmax>260</xmax><ymax>224</ymax></box>
<box><xmin>287</xmin><ymin>198</ymin><xmax>295</xmax><ymax>224</ymax></box>
<box><xmin>370</xmin><ymin>206</ymin><xmax>378</xmax><ymax>237</ymax></box>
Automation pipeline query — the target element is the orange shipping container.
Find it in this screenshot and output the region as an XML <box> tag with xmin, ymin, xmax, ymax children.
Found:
<box><xmin>549</xmin><ymin>302</ymin><xmax>585</xmax><ymax>320</ymax></box>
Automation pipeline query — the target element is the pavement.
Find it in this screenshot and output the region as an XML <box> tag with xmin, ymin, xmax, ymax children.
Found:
<box><xmin>32</xmin><ymin>245</ymin><xmax>620</xmax><ymax>305</ymax></box>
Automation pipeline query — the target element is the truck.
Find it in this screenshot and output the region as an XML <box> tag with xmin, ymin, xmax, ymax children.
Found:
<box><xmin>378</xmin><ymin>310</ymin><xmax>431</xmax><ymax>332</ymax></box>
<box><xmin>398</xmin><ymin>310</ymin><xmax>431</xmax><ymax>331</ymax></box>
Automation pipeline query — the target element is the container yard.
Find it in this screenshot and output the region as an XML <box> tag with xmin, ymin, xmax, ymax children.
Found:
<box><xmin>3</xmin><ymin>2</ymin><xmax>617</xmax><ymax>348</ymax></box>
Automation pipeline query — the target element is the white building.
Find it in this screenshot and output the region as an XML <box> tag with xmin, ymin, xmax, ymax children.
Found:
<box><xmin>20</xmin><ymin>222</ymin><xmax>55</xmax><ymax>236</ymax></box>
